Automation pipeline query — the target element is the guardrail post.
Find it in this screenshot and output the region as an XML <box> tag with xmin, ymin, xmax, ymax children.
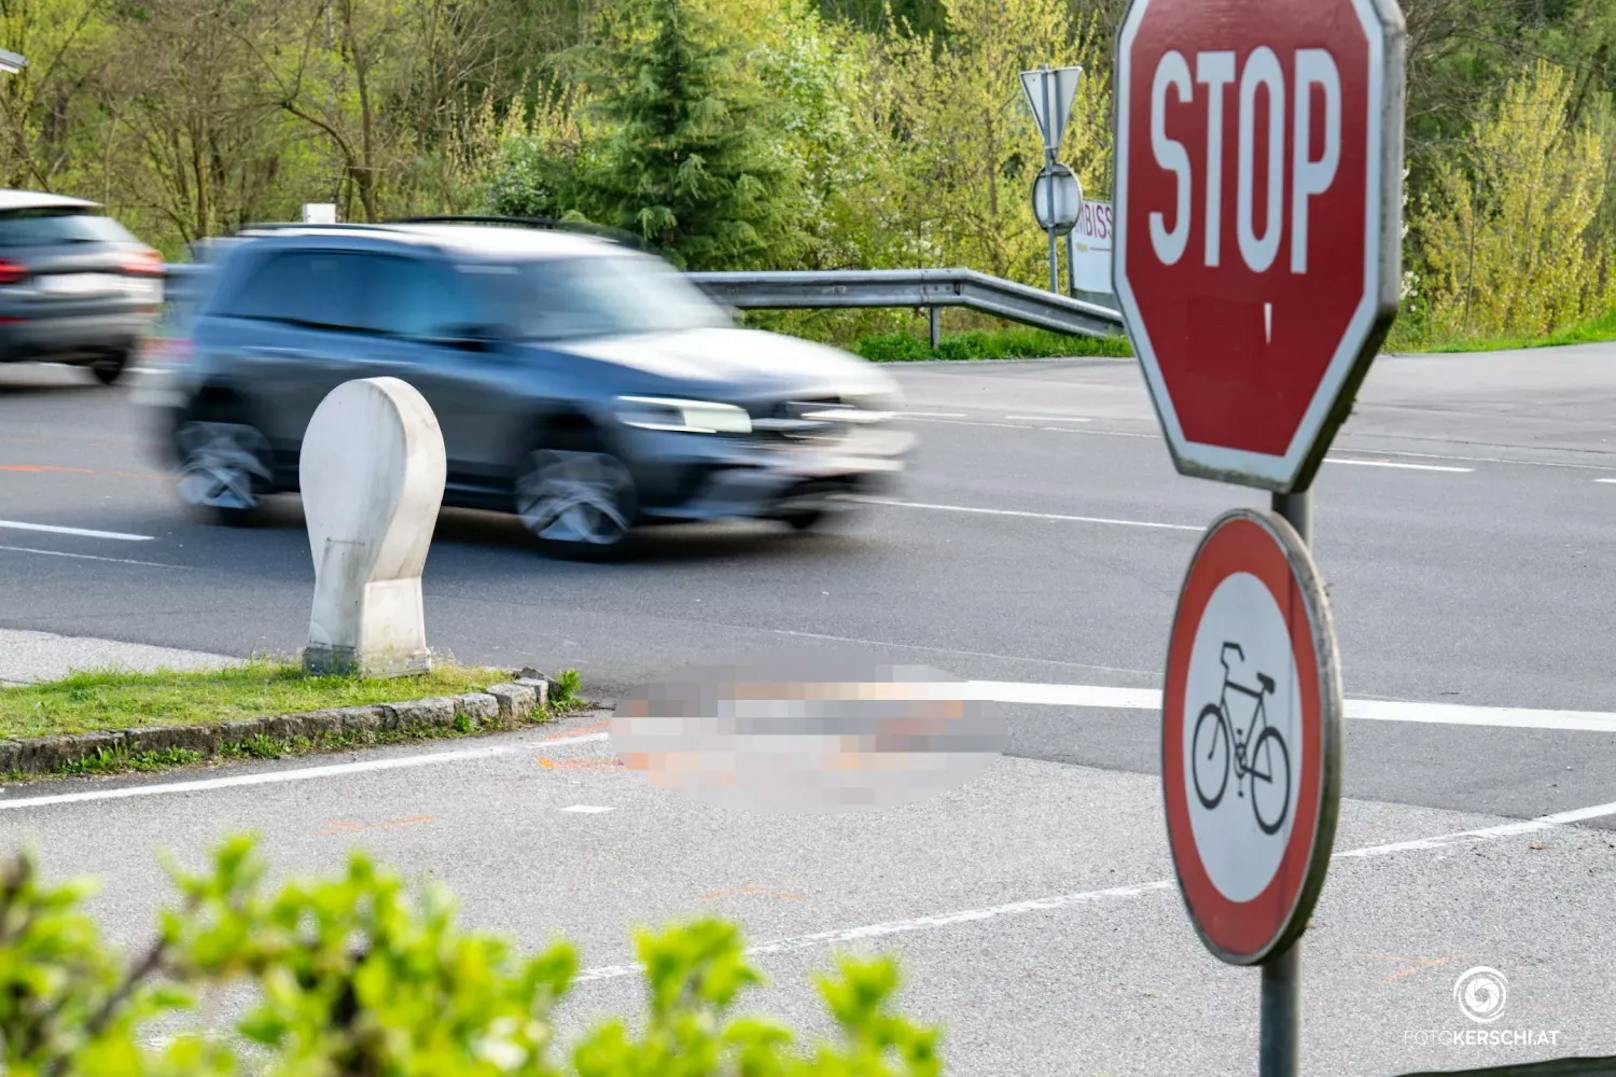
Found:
<box><xmin>928</xmin><ymin>307</ymin><xmax>941</xmax><ymax>350</ymax></box>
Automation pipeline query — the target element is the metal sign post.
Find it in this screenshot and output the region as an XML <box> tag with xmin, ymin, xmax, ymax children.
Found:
<box><xmin>1113</xmin><ymin>0</ymin><xmax>1406</xmax><ymax>1071</ymax></box>
<box><xmin>1041</xmin><ymin>71</ymin><xmax>1058</xmax><ymax>292</ymax></box>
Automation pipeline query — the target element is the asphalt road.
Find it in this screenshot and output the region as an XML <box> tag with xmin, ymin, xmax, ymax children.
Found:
<box><xmin>3</xmin><ymin>346</ymin><xmax>1616</xmax><ymax>1072</ymax></box>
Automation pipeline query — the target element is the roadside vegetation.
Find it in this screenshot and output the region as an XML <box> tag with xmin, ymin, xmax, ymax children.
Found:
<box><xmin>851</xmin><ymin>326</ymin><xmax>1130</xmax><ymax>362</ymax></box>
<box><xmin>0</xmin><ymin>836</ymin><xmax>940</xmax><ymax>1074</ymax></box>
<box><xmin>7</xmin><ymin>0</ymin><xmax>1614</xmax><ymax>352</ymax></box>
<box><xmin>1</xmin><ymin>662</ymin><xmax>587</xmax><ymax>778</ymax></box>
<box><xmin>0</xmin><ymin>660</ymin><xmax>501</xmax><ymax>739</ymax></box>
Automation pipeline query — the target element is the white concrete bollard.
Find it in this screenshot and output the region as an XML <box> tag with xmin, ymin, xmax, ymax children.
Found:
<box><xmin>299</xmin><ymin>377</ymin><xmax>446</xmax><ymax>677</ymax></box>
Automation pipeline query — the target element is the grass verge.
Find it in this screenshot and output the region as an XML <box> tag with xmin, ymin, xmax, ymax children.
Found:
<box><xmin>1405</xmin><ymin>307</ymin><xmax>1616</xmax><ymax>354</ymax></box>
<box><xmin>852</xmin><ymin>326</ymin><xmax>1131</xmax><ymax>362</ymax></box>
<box><xmin>3</xmin><ymin>663</ymin><xmax>588</xmax><ymax>781</ymax></box>
<box><xmin>0</xmin><ymin>660</ymin><xmax>508</xmax><ymax>740</ymax></box>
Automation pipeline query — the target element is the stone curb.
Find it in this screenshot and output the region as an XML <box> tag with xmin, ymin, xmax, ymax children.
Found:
<box><xmin>0</xmin><ymin>676</ymin><xmax>550</xmax><ymax>778</ymax></box>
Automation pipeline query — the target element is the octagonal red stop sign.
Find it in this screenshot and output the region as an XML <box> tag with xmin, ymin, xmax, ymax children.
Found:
<box><xmin>1114</xmin><ymin>0</ymin><xmax>1405</xmax><ymax>492</ymax></box>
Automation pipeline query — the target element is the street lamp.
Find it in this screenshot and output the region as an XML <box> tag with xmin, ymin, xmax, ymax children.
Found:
<box><xmin>0</xmin><ymin>48</ymin><xmax>26</xmax><ymax>75</ymax></box>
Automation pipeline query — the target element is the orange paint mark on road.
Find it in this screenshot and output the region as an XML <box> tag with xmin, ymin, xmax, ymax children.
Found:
<box><xmin>1370</xmin><ymin>953</ymin><xmax>1465</xmax><ymax>984</ymax></box>
<box><xmin>0</xmin><ymin>464</ymin><xmax>95</xmax><ymax>475</ymax></box>
<box><xmin>536</xmin><ymin>756</ymin><xmax>622</xmax><ymax>770</ymax></box>
<box><xmin>316</xmin><ymin>815</ymin><xmax>436</xmax><ymax>836</ymax></box>
<box><xmin>0</xmin><ymin>462</ymin><xmax>171</xmax><ymax>481</ymax></box>
<box><xmin>543</xmin><ymin>721</ymin><xmax>609</xmax><ymax>741</ymax></box>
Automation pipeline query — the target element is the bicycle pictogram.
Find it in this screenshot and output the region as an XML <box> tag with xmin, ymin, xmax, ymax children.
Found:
<box><xmin>1191</xmin><ymin>642</ymin><xmax>1292</xmax><ymax>834</ymax></box>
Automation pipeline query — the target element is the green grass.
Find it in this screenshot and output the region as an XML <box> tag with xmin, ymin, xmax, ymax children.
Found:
<box><xmin>852</xmin><ymin>326</ymin><xmax>1132</xmax><ymax>362</ymax></box>
<box><xmin>1407</xmin><ymin>307</ymin><xmax>1616</xmax><ymax>354</ymax></box>
<box><xmin>55</xmin><ymin>746</ymin><xmax>206</xmax><ymax>776</ymax></box>
<box><xmin>0</xmin><ymin>660</ymin><xmax>504</xmax><ymax>740</ymax></box>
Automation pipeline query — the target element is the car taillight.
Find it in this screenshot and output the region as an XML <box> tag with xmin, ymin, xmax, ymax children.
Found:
<box><xmin>122</xmin><ymin>248</ymin><xmax>165</xmax><ymax>277</ymax></box>
<box><xmin>0</xmin><ymin>259</ymin><xmax>27</xmax><ymax>285</ymax></box>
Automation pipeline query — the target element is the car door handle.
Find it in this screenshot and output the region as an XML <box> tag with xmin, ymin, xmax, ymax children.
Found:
<box><xmin>242</xmin><ymin>345</ymin><xmax>308</xmax><ymax>359</ymax></box>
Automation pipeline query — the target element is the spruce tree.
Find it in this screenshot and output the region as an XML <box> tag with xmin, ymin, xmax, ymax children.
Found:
<box><xmin>580</xmin><ymin>0</ymin><xmax>805</xmax><ymax>269</ymax></box>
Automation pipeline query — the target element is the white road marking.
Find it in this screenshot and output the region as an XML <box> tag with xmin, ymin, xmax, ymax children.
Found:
<box><xmin>895</xmin><ymin>417</ymin><xmax>1029</xmax><ymax>430</ymax></box>
<box><xmin>956</xmin><ymin>680</ymin><xmax>1616</xmax><ymax>734</ymax></box>
<box><xmin>1325</xmin><ymin>458</ymin><xmax>1474</xmax><ymax>473</ymax></box>
<box><xmin>574</xmin><ymin>796</ymin><xmax>1616</xmax><ymax>983</ymax></box>
<box><xmin>0</xmin><ymin>732</ymin><xmax>611</xmax><ymax>811</ymax></box>
<box><xmin>894</xmin><ymin>411</ymin><xmax>968</xmax><ymax>419</ymax></box>
<box><xmin>561</xmin><ymin>804</ymin><xmax>615</xmax><ymax>814</ymax></box>
<box><xmin>1004</xmin><ymin>415</ymin><xmax>1092</xmax><ymax>423</ymax></box>
<box><xmin>0</xmin><ymin>519</ymin><xmax>154</xmax><ymax>541</ymax></box>
<box><xmin>0</xmin><ymin>544</ymin><xmax>180</xmax><ymax>569</ymax></box>
<box><xmin>1596</xmin><ymin>478</ymin><xmax>1616</xmax><ymax>484</ymax></box>
<box><xmin>767</xmin><ymin>628</ymin><xmax>1158</xmax><ymax>677</ymax></box>
<box><xmin>1351</xmin><ymin>447</ymin><xmax>1612</xmax><ymax>471</ymax></box>
<box><xmin>855</xmin><ymin>497</ymin><xmax>1201</xmax><ymax>532</ymax></box>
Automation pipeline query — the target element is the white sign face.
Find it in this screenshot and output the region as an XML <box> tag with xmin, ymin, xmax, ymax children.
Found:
<box><xmin>302</xmin><ymin>202</ymin><xmax>338</xmax><ymax>225</ymax></box>
<box><xmin>1020</xmin><ymin>66</ymin><xmax>1083</xmax><ymax>151</ymax></box>
<box><xmin>1182</xmin><ymin>571</ymin><xmax>1302</xmax><ymax>903</ymax></box>
<box><xmin>1068</xmin><ymin>199</ymin><xmax>1113</xmax><ymax>294</ymax></box>
<box><xmin>1032</xmin><ymin>168</ymin><xmax>1082</xmax><ymax>234</ymax></box>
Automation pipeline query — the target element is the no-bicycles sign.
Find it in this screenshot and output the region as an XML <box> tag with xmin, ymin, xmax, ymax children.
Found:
<box><xmin>1162</xmin><ymin>508</ymin><xmax>1342</xmax><ymax>965</ymax></box>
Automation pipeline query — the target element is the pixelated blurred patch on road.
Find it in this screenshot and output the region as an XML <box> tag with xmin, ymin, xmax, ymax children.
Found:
<box><xmin>611</xmin><ymin>660</ymin><xmax>1004</xmax><ymax>814</ymax></box>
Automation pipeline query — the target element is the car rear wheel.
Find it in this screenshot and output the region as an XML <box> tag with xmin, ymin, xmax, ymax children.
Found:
<box><xmin>91</xmin><ymin>351</ymin><xmax>129</xmax><ymax>386</ymax></box>
<box><xmin>515</xmin><ymin>447</ymin><xmax>635</xmax><ymax>556</ymax></box>
<box><xmin>175</xmin><ymin>421</ymin><xmax>273</xmax><ymax>526</ymax></box>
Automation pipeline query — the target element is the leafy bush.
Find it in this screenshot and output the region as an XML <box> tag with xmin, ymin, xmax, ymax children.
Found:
<box><xmin>0</xmin><ymin>838</ymin><xmax>939</xmax><ymax>1074</ymax></box>
<box><xmin>1412</xmin><ymin>60</ymin><xmax>1614</xmax><ymax>345</ymax></box>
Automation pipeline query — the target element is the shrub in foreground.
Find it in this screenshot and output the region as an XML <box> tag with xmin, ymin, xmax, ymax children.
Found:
<box><xmin>0</xmin><ymin>838</ymin><xmax>938</xmax><ymax>1074</ymax></box>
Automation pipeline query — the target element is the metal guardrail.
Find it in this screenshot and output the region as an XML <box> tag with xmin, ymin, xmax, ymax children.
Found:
<box><xmin>163</xmin><ymin>262</ymin><xmax>1125</xmax><ymax>343</ymax></box>
<box><xmin>687</xmin><ymin>268</ymin><xmax>1125</xmax><ymax>343</ymax></box>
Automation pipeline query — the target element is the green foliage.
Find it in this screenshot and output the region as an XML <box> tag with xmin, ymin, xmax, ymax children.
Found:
<box><xmin>1410</xmin><ymin>60</ymin><xmax>1613</xmax><ymax>346</ymax></box>
<box><xmin>854</xmin><ymin>327</ymin><xmax>1130</xmax><ymax>362</ymax></box>
<box><xmin>552</xmin><ymin>668</ymin><xmax>584</xmax><ymax>709</ymax></box>
<box><xmin>14</xmin><ymin>0</ymin><xmax>1616</xmax><ymax>353</ymax></box>
<box><xmin>570</xmin><ymin>0</ymin><xmax>808</xmax><ymax>269</ymax></box>
<box><xmin>872</xmin><ymin>0</ymin><xmax>1113</xmax><ymax>280</ymax></box>
<box><xmin>0</xmin><ymin>660</ymin><xmax>501</xmax><ymax>739</ymax></box>
<box><xmin>0</xmin><ymin>838</ymin><xmax>941</xmax><ymax>1073</ymax></box>
<box><xmin>55</xmin><ymin>747</ymin><xmax>205</xmax><ymax>776</ymax></box>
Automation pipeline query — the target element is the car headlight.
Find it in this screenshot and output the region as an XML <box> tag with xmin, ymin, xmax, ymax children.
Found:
<box><xmin>615</xmin><ymin>396</ymin><xmax>752</xmax><ymax>435</ymax></box>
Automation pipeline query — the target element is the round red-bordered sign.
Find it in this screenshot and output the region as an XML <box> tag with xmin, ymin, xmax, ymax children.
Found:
<box><xmin>1163</xmin><ymin>509</ymin><xmax>1342</xmax><ymax>965</ymax></box>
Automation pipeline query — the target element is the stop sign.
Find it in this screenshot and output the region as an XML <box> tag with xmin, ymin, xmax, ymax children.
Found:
<box><xmin>1114</xmin><ymin>0</ymin><xmax>1405</xmax><ymax>492</ymax></box>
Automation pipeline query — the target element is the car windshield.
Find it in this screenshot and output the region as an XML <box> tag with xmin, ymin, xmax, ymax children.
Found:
<box><xmin>0</xmin><ymin>209</ymin><xmax>136</xmax><ymax>248</ymax></box>
<box><xmin>466</xmin><ymin>254</ymin><xmax>730</xmax><ymax>340</ymax></box>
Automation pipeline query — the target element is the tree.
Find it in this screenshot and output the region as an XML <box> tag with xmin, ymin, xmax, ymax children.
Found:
<box><xmin>875</xmin><ymin>0</ymin><xmax>1110</xmax><ymax>281</ymax></box>
<box><xmin>0</xmin><ymin>0</ymin><xmax>116</xmax><ymax>192</ymax></box>
<box><xmin>1414</xmin><ymin>60</ymin><xmax>1610</xmax><ymax>341</ymax></box>
<box><xmin>102</xmin><ymin>0</ymin><xmax>296</xmax><ymax>244</ymax></box>
<box><xmin>573</xmin><ymin>0</ymin><xmax>808</xmax><ymax>269</ymax></box>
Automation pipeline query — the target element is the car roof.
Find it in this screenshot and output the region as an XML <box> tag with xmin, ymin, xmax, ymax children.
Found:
<box><xmin>237</xmin><ymin>222</ymin><xmax>625</xmax><ymax>260</ymax></box>
<box><xmin>0</xmin><ymin>189</ymin><xmax>99</xmax><ymax>213</ymax></box>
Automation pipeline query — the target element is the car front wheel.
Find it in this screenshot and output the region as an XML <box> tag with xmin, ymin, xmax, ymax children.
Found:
<box><xmin>175</xmin><ymin>420</ymin><xmax>273</xmax><ymax>526</ymax></box>
<box><xmin>515</xmin><ymin>447</ymin><xmax>635</xmax><ymax>556</ymax></box>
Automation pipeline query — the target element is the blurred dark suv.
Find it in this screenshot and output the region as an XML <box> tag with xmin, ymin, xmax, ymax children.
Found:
<box><xmin>148</xmin><ymin>219</ymin><xmax>910</xmax><ymax>552</ymax></box>
<box><xmin>0</xmin><ymin>191</ymin><xmax>164</xmax><ymax>383</ymax></box>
